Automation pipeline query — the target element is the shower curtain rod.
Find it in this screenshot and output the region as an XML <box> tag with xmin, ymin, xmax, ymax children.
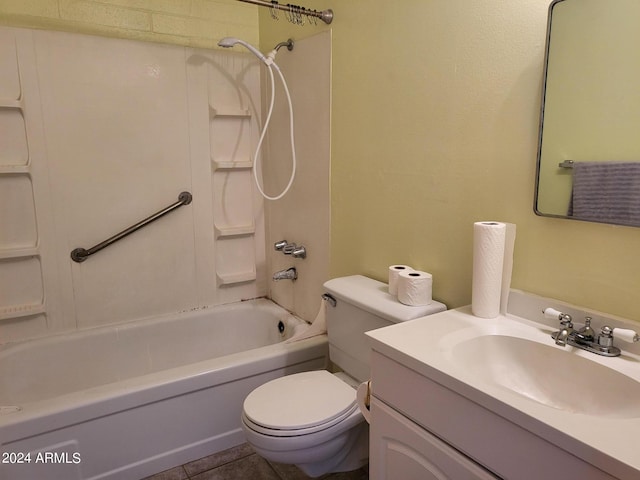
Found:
<box><xmin>237</xmin><ymin>0</ymin><xmax>333</xmax><ymax>25</ymax></box>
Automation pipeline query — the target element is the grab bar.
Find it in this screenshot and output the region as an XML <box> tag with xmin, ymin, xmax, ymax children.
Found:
<box><xmin>71</xmin><ymin>191</ymin><xmax>193</xmax><ymax>263</ymax></box>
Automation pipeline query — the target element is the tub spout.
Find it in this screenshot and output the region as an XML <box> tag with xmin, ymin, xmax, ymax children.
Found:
<box><xmin>273</xmin><ymin>267</ymin><xmax>297</xmax><ymax>281</ymax></box>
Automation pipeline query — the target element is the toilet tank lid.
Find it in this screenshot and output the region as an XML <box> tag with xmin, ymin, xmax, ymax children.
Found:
<box><xmin>323</xmin><ymin>275</ymin><xmax>446</xmax><ymax>323</ymax></box>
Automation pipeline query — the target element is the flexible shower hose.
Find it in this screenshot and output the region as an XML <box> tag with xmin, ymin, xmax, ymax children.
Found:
<box><xmin>252</xmin><ymin>60</ymin><xmax>297</xmax><ymax>201</ymax></box>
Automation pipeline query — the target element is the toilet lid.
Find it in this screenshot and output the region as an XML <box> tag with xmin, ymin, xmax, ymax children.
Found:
<box><xmin>243</xmin><ymin>370</ymin><xmax>357</xmax><ymax>431</ymax></box>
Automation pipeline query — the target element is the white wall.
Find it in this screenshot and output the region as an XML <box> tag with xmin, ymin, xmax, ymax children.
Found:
<box><xmin>0</xmin><ymin>27</ymin><xmax>266</xmax><ymax>344</ymax></box>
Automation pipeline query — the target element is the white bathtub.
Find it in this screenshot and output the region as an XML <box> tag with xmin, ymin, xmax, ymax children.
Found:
<box><xmin>0</xmin><ymin>299</ymin><xmax>328</xmax><ymax>480</ymax></box>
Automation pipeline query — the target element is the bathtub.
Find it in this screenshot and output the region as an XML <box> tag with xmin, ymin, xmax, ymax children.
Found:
<box><xmin>0</xmin><ymin>299</ymin><xmax>328</xmax><ymax>480</ymax></box>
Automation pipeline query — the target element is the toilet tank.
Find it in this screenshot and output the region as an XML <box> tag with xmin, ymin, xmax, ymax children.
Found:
<box><xmin>323</xmin><ymin>275</ymin><xmax>446</xmax><ymax>382</ymax></box>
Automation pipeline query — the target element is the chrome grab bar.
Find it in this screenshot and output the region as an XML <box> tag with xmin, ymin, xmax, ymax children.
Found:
<box><xmin>70</xmin><ymin>191</ymin><xmax>192</xmax><ymax>263</ymax></box>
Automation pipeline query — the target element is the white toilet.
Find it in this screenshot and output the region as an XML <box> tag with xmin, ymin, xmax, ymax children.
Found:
<box><xmin>241</xmin><ymin>275</ymin><xmax>446</xmax><ymax>477</ymax></box>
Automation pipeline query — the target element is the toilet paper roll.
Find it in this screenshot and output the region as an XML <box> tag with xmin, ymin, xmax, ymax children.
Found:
<box><xmin>471</xmin><ymin>221</ymin><xmax>516</xmax><ymax>318</ymax></box>
<box><xmin>397</xmin><ymin>270</ymin><xmax>433</xmax><ymax>306</ymax></box>
<box><xmin>388</xmin><ymin>265</ymin><xmax>413</xmax><ymax>295</ymax></box>
<box><xmin>356</xmin><ymin>380</ymin><xmax>371</xmax><ymax>424</ymax></box>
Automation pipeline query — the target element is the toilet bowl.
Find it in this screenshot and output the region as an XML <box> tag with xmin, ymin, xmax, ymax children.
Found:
<box><xmin>240</xmin><ymin>275</ymin><xmax>447</xmax><ymax>477</ymax></box>
<box><xmin>241</xmin><ymin>370</ymin><xmax>368</xmax><ymax>477</ymax></box>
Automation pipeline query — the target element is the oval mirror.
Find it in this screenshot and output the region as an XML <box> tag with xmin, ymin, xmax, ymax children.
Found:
<box><xmin>535</xmin><ymin>0</ymin><xmax>640</xmax><ymax>227</ymax></box>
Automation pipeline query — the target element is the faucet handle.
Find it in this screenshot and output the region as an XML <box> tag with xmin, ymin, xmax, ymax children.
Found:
<box><xmin>282</xmin><ymin>243</ymin><xmax>297</xmax><ymax>255</ymax></box>
<box><xmin>274</xmin><ymin>240</ymin><xmax>288</xmax><ymax>251</ymax></box>
<box><xmin>597</xmin><ymin>326</ymin><xmax>639</xmax><ymax>347</ymax></box>
<box><xmin>543</xmin><ymin>308</ymin><xmax>573</xmax><ymax>327</ymax></box>
<box><xmin>543</xmin><ymin>307</ymin><xmax>564</xmax><ymax>319</ymax></box>
<box><xmin>597</xmin><ymin>326</ymin><xmax>614</xmax><ymax>348</ymax></box>
<box><xmin>612</xmin><ymin>327</ymin><xmax>640</xmax><ymax>343</ymax></box>
<box><xmin>292</xmin><ymin>245</ymin><xmax>306</xmax><ymax>258</ymax></box>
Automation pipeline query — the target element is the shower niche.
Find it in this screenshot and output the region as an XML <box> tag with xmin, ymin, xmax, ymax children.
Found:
<box><xmin>0</xmin><ymin>30</ymin><xmax>46</xmax><ymax>325</ymax></box>
<box><xmin>209</xmin><ymin>107</ymin><xmax>253</xmax><ymax>170</ymax></box>
<box><xmin>212</xmin><ymin>165</ymin><xmax>258</xmax><ymax>286</ymax></box>
<box><xmin>207</xmin><ymin>60</ymin><xmax>262</xmax><ymax>288</ymax></box>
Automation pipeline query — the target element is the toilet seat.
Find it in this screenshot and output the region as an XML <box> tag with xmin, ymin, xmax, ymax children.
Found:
<box><xmin>242</xmin><ymin>404</ymin><xmax>359</xmax><ymax>437</ymax></box>
<box><xmin>243</xmin><ymin>370</ymin><xmax>357</xmax><ymax>437</ymax></box>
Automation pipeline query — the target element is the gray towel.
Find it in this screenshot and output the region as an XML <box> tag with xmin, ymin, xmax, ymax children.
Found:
<box><xmin>568</xmin><ymin>161</ymin><xmax>640</xmax><ymax>226</ymax></box>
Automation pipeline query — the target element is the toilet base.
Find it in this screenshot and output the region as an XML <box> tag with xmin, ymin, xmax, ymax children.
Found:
<box><xmin>296</xmin><ymin>422</ymin><xmax>369</xmax><ymax>477</ymax></box>
<box><xmin>246</xmin><ymin>421</ymin><xmax>369</xmax><ymax>478</ymax></box>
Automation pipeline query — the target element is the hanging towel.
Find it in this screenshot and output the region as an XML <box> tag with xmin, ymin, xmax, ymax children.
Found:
<box><xmin>568</xmin><ymin>161</ymin><xmax>640</xmax><ymax>226</ymax></box>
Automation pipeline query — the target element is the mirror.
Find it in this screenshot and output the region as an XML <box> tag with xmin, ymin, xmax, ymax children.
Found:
<box><xmin>535</xmin><ymin>0</ymin><xmax>640</xmax><ymax>227</ymax></box>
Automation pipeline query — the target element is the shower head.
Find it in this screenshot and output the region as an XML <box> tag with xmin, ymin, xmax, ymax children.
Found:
<box><xmin>217</xmin><ymin>37</ymin><xmax>268</xmax><ymax>65</ymax></box>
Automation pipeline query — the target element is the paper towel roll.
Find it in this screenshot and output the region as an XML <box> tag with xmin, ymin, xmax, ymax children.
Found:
<box><xmin>471</xmin><ymin>221</ymin><xmax>516</xmax><ymax>318</ymax></box>
<box><xmin>397</xmin><ymin>270</ymin><xmax>433</xmax><ymax>306</ymax></box>
<box><xmin>499</xmin><ymin>223</ymin><xmax>516</xmax><ymax>315</ymax></box>
<box><xmin>356</xmin><ymin>380</ymin><xmax>371</xmax><ymax>424</ymax></box>
<box><xmin>388</xmin><ymin>265</ymin><xmax>413</xmax><ymax>295</ymax></box>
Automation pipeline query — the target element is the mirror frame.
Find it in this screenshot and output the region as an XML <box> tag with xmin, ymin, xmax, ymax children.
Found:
<box><xmin>534</xmin><ymin>0</ymin><xmax>640</xmax><ymax>227</ymax></box>
<box><xmin>533</xmin><ymin>0</ymin><xmax>562</xmax><ymax>221</ymax></box>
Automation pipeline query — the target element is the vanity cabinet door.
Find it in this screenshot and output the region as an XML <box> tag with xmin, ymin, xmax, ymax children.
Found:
<box><xmin>370</xmin><ymin>398</ymin><xmax>498</xmax><ymax>480</ymax></box>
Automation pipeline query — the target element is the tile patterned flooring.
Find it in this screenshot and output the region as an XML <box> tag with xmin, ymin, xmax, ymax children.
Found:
<box><xmin>143</xmin><ymin>443</ymin><xmax>368</xmax><ymax>480</ymax></box>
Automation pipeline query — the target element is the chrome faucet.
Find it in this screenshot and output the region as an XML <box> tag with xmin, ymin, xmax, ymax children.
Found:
<box><xmin>273</xmin><ymin>267</ymin><xmax>297</xmax><ymax>281</ymax></box>
<box><xmin>544</xmin><ymin>308</ymin><xmax>639</xmax><ymax>357</ymax></box>
<box><xmin>550</xmin><ymin>311</ymin><xmax>574</xmax><ymax>346</ymax></box>
<box><xmin>554</xmin><ymin>326</ymin><xmax>571</xmax><ymax>347</ymax></box>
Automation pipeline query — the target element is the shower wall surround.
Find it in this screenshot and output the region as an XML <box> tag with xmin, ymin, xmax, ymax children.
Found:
<box><xmin>264</xmin><ymin>31</ymin><xmax>331</xmax><ymax>323</ymax></box>
<box><xmin>0</xmin><ymin>26</ymin><xmax>266</xmax><ymax>344</ymax></box>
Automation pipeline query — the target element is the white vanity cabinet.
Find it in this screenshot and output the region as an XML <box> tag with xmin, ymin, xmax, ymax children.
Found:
<box><xmin>368</xmin><ymin>342</ymin><xmax>621</xmax><ymax>480</ymax></box>
<box><xmin>370</xmin><ymin>396</ymin><xmax>497</xmax><ymax>480</ymax></box>
<box><xmin>369</xmin><ymin>350</ymin><xmax>499</xmax><ymax>480</ymax></box>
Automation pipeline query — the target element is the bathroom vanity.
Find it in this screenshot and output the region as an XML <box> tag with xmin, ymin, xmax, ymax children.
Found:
<box><xmin>366</xmin><ymin>290</ymin><xmax>640</xmax><ymax>480</ymax></box>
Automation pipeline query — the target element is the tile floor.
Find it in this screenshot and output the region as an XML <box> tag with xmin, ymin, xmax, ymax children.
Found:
<box><xmin>143</xmin><ymin>443</ymin><xmax>368</xmax><ymax>480</ymax></box>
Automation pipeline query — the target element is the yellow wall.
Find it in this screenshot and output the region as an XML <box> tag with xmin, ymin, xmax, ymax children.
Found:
<box><xmin>261</xmin><ymin>0</ymin><xmax>640</xmax><ymax>322</ymax></box>
<box><xmin>0</xmin><ymin>0</ymin><xmax>258</xmax><ymax>48</ymax></box>
<box><xmin>2</xmin><ymin>0</ymin><xmax>640</xmax><ymax>321</ymax></box>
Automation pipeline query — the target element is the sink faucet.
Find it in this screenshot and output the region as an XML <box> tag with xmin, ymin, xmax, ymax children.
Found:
<box><xmin>543</xmin><ymin>308</ymin><xmax>639</xmax><ymax>357</ymax></box>
<box><xmin>549</xmin><ymin>311</ymin><xmax>574</xmax><ymax>346</ymax></box>
<box><xmin>273</xmin><ymin>267</ymin><xmax>297</xmax><ymax>281</ymax></box>
<box><xmin>572</xmin><ymin>317</ymin><xmax>596</xmax><ymax>343</ymax></box>
<box><xmin>554</xmin><ymin>327</ymin><xmax>571</xmax><ymax>347</ymax></box>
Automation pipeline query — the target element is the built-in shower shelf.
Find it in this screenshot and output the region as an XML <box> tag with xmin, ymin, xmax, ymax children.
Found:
<box><xmin>0</xmin><ymin>165</ymin><xmax>30</xmax><ymax>175</ymax></box>
<box><xmin>0</xmin><ymin>246</ymin><xmax>39</xmax><ymax>260</ymax></box>
<box><xmin>212</xmin><ymin>159</ymin><xmax>253</xmax><ymax>170</ymax></box>
<box><xmin>0</xmin><ymin>98</ymin><xmax>23</xmax><ymax>109</ymax></box>
<box><xmin>0</xmin><ymin>303</ymin><xmax>45</xmax><ymax>321</ymax></box>
<box><xmin>214</xmin><ymin>224</ymin><xmax>255</xmax><ymax>238</ymax></box>
<box><xmin>209</xmin><ymin>106</ymin><xmax>251</xmax><ymax>118</ymax></box>
<box><xmin>216</xmin><ymin>271</ymin><xmax>256</xmax><ymax>286</ymax></box>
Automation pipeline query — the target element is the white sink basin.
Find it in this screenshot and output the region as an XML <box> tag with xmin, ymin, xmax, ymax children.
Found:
<box><xmin>367</xmin><ymin>292</ymin><xmax>640</xmax><ymax>479</ymax></box>
<box><xmin>449</xmin><ymin>334</ymin><xmax>640</xmax><ymax>418</ymax></box>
